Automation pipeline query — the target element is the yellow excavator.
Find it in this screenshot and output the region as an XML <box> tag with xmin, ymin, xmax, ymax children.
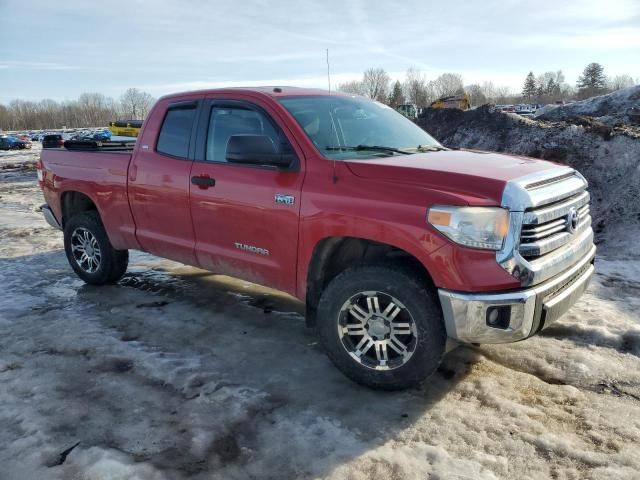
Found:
<box><xmin>430</xmin><ymin>93</ymin><xmax>471</xmax><ymax>110</ymax></box>
<box><xmin>109</xmin><ymin>120</ymin><xmax>143</xmax><ymax>137</ymax></box>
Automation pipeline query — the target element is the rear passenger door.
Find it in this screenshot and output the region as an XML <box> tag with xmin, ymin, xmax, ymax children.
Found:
<box><xmin>128</xmin><ymin>97</ymin><xmax>200</xmax><ymax>265</ymax></box>
<box><xmin>189</xmin><ymin>97</ymin><xmax>305</xmax><ymax>295</ymax></box>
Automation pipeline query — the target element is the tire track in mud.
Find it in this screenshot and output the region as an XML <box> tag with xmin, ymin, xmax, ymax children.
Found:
<box><xmin>118</xmin><ymin>269</ymin><xmax>303</xmax><ymax>316</ymax></box>
<box><xmin>596</xmin><ymin>273</ymin><xmax>640</xmax><ymax>295</ymax></box>
<box><xmin>9</xmin><ymin>293</ymin><xmax>292</xmax><ymax>476</ymax></box>
<box><xmin>539</xmin><ymin>323</ymin><xmax>640</xmax><ymax>357</ymax></box>
<box><xmin>453</xmin><ymin>346</ymin><xmax>639</xmax><ymax>476</ymax></box>
<box><xmin>472</xmin><ymin>347</ymin><xmax>640</xmax><ymax>403</ymax></box>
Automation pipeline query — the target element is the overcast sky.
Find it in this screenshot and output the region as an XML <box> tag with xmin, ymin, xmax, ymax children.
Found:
<box><xmin>1</xmin><ymin>0</ymin><xmax>638</xmax><ymax>103</ymax></box>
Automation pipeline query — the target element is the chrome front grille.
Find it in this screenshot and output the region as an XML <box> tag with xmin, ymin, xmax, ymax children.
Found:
<box><xmin>519</xmin><ymin>189</ymin><xmax>591</xmax><ymax>259</ymax></box>
<box><xmin>498</xmin><ymin>168</ymin><xmax>596</xmax><ymax>287</ymax></box>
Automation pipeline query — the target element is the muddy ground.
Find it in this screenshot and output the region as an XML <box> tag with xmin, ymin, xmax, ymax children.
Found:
<box><xmin>1</xmin><ymin>146</ymin><xmax>639</xmax><ymax>480</ymax></box>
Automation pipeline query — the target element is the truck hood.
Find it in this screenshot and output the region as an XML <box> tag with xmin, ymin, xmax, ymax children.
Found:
<box><xmin>345</xmin><ymin>150</ymin><xmax>562</xmax><ymax>206</ymax></box>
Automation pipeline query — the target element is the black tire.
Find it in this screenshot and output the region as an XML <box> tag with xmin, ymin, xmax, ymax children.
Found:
<box><xmin>63</xmin><ymin>211</ymin><xmax>129</xmax><ymax>285</ymax></box>
<box><xmin>317</xmin><ymin>265</ymin><xmax>446</xmax><ymax>390</ymax></box>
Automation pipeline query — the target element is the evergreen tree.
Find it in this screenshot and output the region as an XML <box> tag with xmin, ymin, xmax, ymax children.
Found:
<box><xmin>522</xmin><ymin>72</ymin><xmax>537</xmax><ymax>101</ymax></box>
<box><xmin>546</xmin><ymin>78</ymin><xmax>557</xmax><ymax>95</ymax></box>
<box><xmin>535</xmin><ymin>80</ymin><xmax>544</xmax><ymax>99</ymax></box>
<box><xmin>388</xmin><ymin>80</ymin><xmax>404</xmax><ymax>107</ymax></box>
<box><xmin>577</xmin><ymin>62</ymin><xmax>607</xmax><ymax>98</ymax></box>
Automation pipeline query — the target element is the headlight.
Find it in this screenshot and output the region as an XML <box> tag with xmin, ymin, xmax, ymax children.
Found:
<box><xmin>427</xmin><ymin>206</ymin><xmax>509</xmax><ymax>250</ymax></box>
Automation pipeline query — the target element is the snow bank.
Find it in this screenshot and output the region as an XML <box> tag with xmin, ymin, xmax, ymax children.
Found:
<box><xmin>535</xmin><ymin>86</ymin><xmax>640</xmax><ymax>124</ymax></box>
<box><xmin>416</xmin><ymin>105</ymin><xmax>640</xmax><ymax>240</ymax></box>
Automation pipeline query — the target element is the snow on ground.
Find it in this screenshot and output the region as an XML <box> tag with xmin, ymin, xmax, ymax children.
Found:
<box><xmin>1</xmin><ymin>147</ymin><xmax>639</xmax><ymax>480</ymax></box>
<box><xmin>535</xmin><ymin>86</ymin><xmax>640</xmax><ymax>124</ymax></box>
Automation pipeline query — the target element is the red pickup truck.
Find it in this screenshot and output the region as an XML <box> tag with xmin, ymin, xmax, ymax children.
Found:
<box><xmin>38</xmin><ymin>87</ymin><xmax>595</xmax><ymax>389</ymax></box>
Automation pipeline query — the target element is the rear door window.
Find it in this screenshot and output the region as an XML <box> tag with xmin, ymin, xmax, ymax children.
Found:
<box><xmin>156</xmin><ymin>106</ymin><xmax>197</xmax><ymax>158</ymax></box>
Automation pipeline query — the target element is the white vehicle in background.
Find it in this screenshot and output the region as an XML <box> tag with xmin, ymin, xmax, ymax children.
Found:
<box><xmin>395</xmin><ymin>103</ymin><xmax>419</xmax><ymax>119</ymax></box>
<box><xmin>514</xmin><ymin>104</ymin><xmax>535</xmax><ymax>117</ymax></box>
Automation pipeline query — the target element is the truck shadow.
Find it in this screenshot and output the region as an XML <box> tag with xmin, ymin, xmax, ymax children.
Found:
<box><xmin>2</xmin><ymin>250</ymin><xmax>481</xmax><ymax>478</ymax></box>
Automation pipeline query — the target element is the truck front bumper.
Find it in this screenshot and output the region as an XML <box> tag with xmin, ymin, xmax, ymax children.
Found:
<box><xmin>438</xmin><ymin>245</ymin><xmax>595</xmax><ymax>344</ymax></box>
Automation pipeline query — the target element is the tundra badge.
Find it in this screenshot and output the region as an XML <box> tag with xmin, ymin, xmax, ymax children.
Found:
<box><xmin>234</xmin><ymin>242</ymin><xmax>270</xmax><ymax>256</ymax></box>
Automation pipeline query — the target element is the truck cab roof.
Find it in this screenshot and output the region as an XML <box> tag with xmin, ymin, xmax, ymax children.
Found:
<box><xmin>159</xmin><ymin>86</ymin><xmax>345</xmax><ymax>101</ymax></box>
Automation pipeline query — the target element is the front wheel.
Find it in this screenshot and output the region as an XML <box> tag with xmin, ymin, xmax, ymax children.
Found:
<box><xmin>63</xmin><ymin>211</ymin><xmax>128</xmax><ymax>285</ymax></box>
<box><xmin>317</xmin><ymin>265</ymin><xmax>446</xmax><ymax>390</ymax></box>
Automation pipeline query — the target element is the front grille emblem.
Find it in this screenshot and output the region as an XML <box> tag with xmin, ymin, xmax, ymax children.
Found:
<box><xmin>566</xmin><ymin>207</ymin><xmax>579</xmax><ymax>233</ymax></box>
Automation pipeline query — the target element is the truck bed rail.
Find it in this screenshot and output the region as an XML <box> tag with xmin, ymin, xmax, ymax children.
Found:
<box><xmin>63</xmin><ymin>140</ymin><xmax>136</xmax><ymax>151</ymax></box>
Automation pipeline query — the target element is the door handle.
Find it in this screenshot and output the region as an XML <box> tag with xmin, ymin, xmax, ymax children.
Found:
<box><xmin>191</xmin><ymin>175</ymin><xmax>216</xmax><ymax>189</ymax></box>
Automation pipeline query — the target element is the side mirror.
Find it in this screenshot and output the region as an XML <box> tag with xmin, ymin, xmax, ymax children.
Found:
<box><xmin>226</xmin><ymin>134</ymin><xmax>294</xmax><ymax>168</ymax></box>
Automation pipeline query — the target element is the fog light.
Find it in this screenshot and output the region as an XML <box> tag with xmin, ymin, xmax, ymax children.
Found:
<box><xmin>486</xmin><ymin>305</ymin><xmax>511</xmax><ymax>329</ymax></box>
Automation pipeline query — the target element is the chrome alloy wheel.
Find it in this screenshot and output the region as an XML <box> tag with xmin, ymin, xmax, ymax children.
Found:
<box><xmin>337</xmin><ymin>291</ymin><xmax>418</xmax><ymax>370</ymax></box>
<box><xmin>70</xmin><ymin>227</ymin><xmax>102</xmax><ymax>273</ymax></box>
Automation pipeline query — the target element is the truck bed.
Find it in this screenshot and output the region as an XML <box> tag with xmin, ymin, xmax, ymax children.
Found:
<box><xmin>39</xmin><ymin>147</ymin><xmax>138</xmax><ymax>250</ymax></box>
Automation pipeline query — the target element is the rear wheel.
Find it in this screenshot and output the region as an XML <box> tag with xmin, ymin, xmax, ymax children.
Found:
<box><xmin>63</xmin><ymin>211</ymin><xmax>128</xmax><ymax>285</ymax></box>
<box><xmin>317</xmin><ymin>265</ymin><xmax>446</xmax><ymax>390</ymax></box>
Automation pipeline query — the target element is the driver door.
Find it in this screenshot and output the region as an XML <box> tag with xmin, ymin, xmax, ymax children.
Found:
<box><xmin>189</xmin><ymin>98</ymin><xmax>305</xmax><ymax>295</ymax></box>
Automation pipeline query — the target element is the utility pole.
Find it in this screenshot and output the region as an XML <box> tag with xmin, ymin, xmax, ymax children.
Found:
<box><xmin>326</xmin><ymin>48</ymin><xmax>331</xmax><ymax>94</ymax></box>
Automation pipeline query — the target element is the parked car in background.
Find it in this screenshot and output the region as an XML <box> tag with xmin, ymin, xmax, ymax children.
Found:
<box><xmin>16</xmin><ymin>137</ymin><xmax>32</xmax><ymax>149</ymax></box>
<box><xmin>0</xmin><ymin>135</ymin><xmax>32</xmax><ymax>150</ymax></box>
<box><xmin>70</xmin><ymin>131</ymin><xmax>91</xmax><ymax>141</ymax></box>
<box><xmin>0</xmin><ymin>136</ymin><xmax>14</xmax><ymax>150</ymax></box>
<box><xmin>93</xmin><ymin>130</ymin><xmax>112</xmax><ymax>141</ymax></box>
<box><xmin>514</xmin><ymin>105</ymin><xmax>535</xmax><ymax>117</ymax></box>
<box><xmin>42</xmin><ymin>134</ymin><xmax>65</xmax><ymax>148</ymax></box>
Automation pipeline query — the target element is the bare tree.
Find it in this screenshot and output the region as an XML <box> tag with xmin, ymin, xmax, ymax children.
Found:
<box><xmin>0</xmin><ymin>104</ymin><xmax>10</xmax><ymax>131</ymax></box>
<box><xmin>530</xmin><ymin>70</ymin><xmax>568</xmax><ymax>103</ymax></box>
<box><xmin>361</xmin><ymin>68</ymin><xmax>391</xmax><ymax>102</ymax></box>
<box><xmin>480</xmin><ymin>81</ymin><xmax>497</xmax><ymax>103</ymax></box>
<box><xmin>38</xmin><ymin>99</ymin><xmax>61</xmax><ymax>129</ymax></box>
<box><xmin>0</xmin><ymin>88</ymin><xmax>156</xmax><ymax>130</ymax></box>
<box><xmin>465</xmin><ymin>84</ymin><xmax>487</xmax><ymax>106</ymax></box>
<box><xmin>430</xmin><ymin>73</ymin><xmax>464</xmax><ymax>99</ymax></box>
<box><xmin>403</xmin><ymin>68</ymin><xmax>430</xmax><ymax>107</ymax></box>
<box><xmin>338</xmin><ymin>80</ymin><xmax>365</xmax><ymax>96</ymax></box>
<box><xmin>609</xmin><ymin>74</ymin><xmax>635</xmax><ymax>91</ymax></box>
<box><xmin>9</xmin><ymin>100</ymin><xmax>41</xmax><ymax>130</ymax></box>
<box><xmin>77</xmin><ymin>93</ymin><xmax>117</xmax><ymax>127</ymax></box>
<box><xmin>119</xmin><ymin>88</ymin><xmax>155</xmax><ymax>120</ymax></box>
<box><xmin>495</xmin><ymin>86</ymin><xmax>513</xmax><ymax>104</ymax></box>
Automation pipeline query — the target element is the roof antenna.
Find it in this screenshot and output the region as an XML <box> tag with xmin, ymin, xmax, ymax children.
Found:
<box><xmin>326</xmin><ymin>48</ymin><xmax>331</xmax><ymax>94</ymax></box>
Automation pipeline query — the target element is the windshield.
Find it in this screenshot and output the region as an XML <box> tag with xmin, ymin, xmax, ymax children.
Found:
<box><xmin>279</xmin><ymin>95</ymin><xmax>442</xmax><ymax>159</ymax></box>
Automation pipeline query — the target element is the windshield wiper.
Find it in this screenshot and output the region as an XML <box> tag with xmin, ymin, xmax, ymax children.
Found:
<box><xmin>413</xmin><ymin>144</ymin><xmax>448</xmax><ymax>152</ymax></box>
<box><xmin>326</xmin><ymin>145</ymin><xmax>411</xmax><ymax>155</ymax></box>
